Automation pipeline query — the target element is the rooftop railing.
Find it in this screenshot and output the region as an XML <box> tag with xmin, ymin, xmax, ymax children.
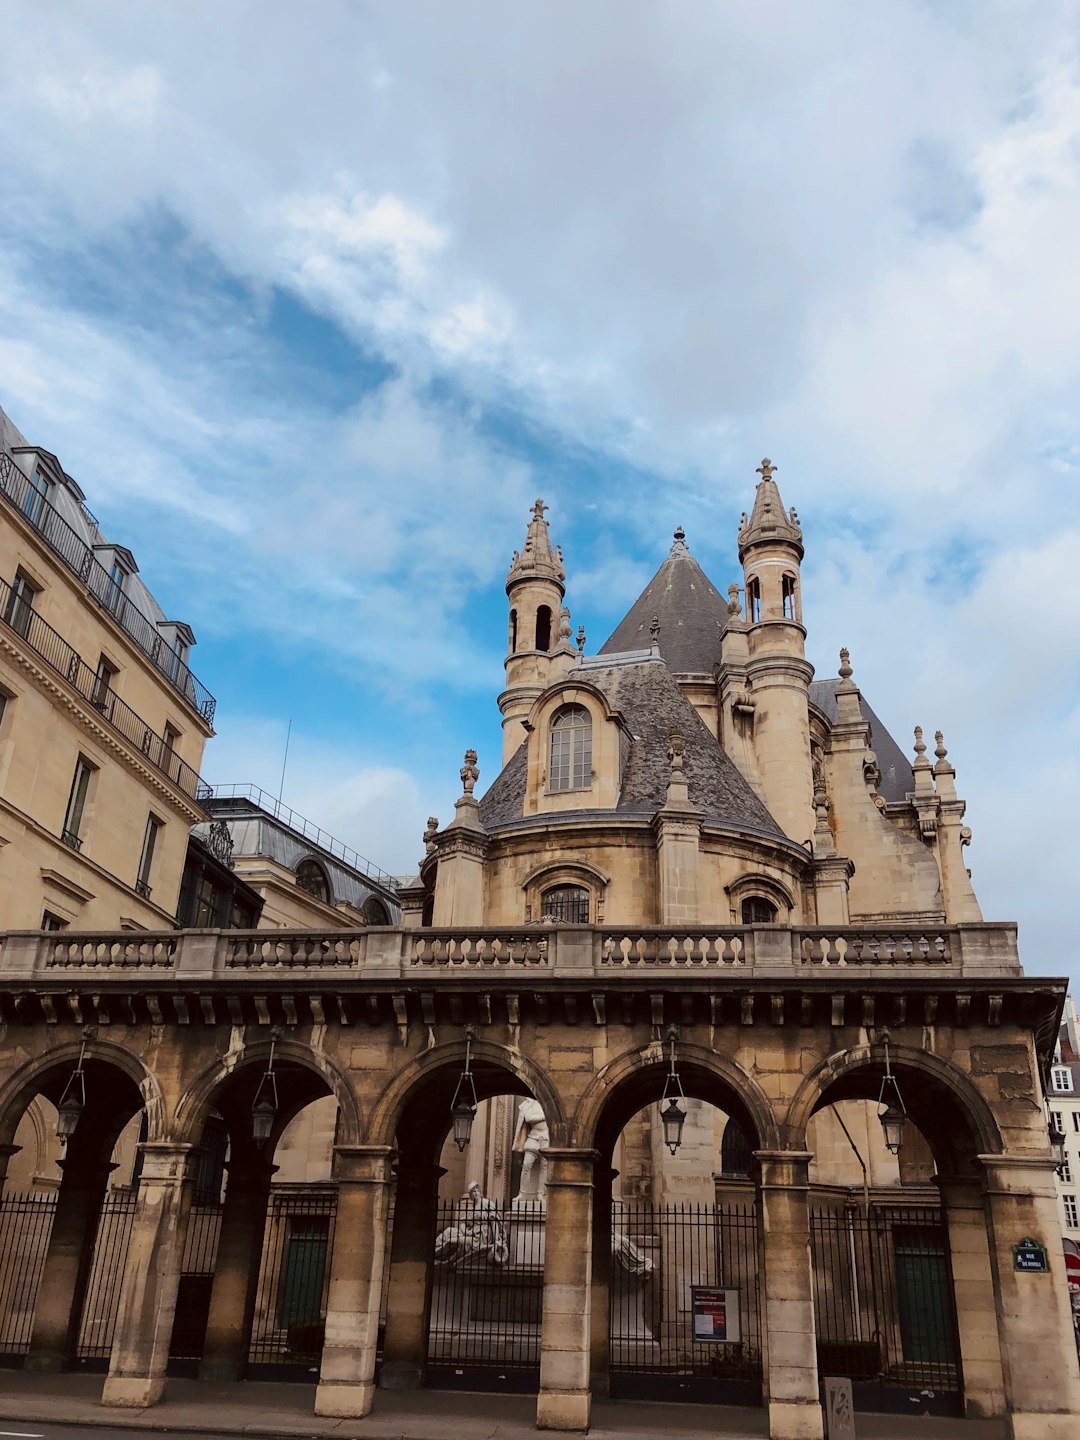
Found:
<box><xmin>0</xmin><ymin>450</ymin><xmax>216</xmax><ymax>725</ymax></box>
<box><xmin>0</xmin><ymin>921</ymin><xmax>1021</xmax><ymax>982</ymax></box>
<box><xmin>0</xmin><ymin>574</ymin><xmax>212</xmax><ymax>804</ymax></box>
<box><xmin>206</xmin><ymin>784</ymin><xmax>398</xmax><ymax>889</ymax></box>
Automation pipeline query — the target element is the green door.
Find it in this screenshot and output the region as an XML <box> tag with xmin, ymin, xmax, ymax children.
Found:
<box><xmin>893</xmin><ymin>1228</ymin><xmax>956</xmax><ymax>1365</ymax></box>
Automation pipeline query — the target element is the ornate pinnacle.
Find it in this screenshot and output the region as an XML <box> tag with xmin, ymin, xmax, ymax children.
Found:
<box><xmin>460</xmin><ymin>749</ymin><xmax>479</xmax><ymax>796</ymax></box>
<box><xmin>423</xmin><ymin>817</ymin><xmax>439</xmax><ymax>853</ymax></box>
<box><xmin>576</xmin><ymin>624</ymin><xmax>586</xmax><ymax>653</ymax></box>
<box><xmin>838</xmin><ymin>648</ymin><xmax>853</xmax><ymax>681</ymax></box>
<box><xmin>667</xmin><ymin>727</ymin><xmax>685</xmax><ymax>772</ymax></box>
<box><xmin>650</xmin><ymin>614</ymin><xmax>661</xmax><ymax>642</ymax></box>
<box><xmin>913</xmin><ymin>725</ymin><xmax>926</xmax><ymax>758</ymax></box>
<box><xmin>670</xmin><ymin>525</ymin><xmax>688</xmax><ymax>555</ymax></box>
<box><xmin>727</xmin><ymin>582</ymin><xmax>742</xmax><ymax>617</ymax></box>
<box><xmin>559</xmin><ymin>606</ymin><xmax>572</xmax><ymax>641</ymax></box>
<box><xmin>756</xmin><ymin>458</ymin><xmax>777</xmax><ymax>482</ymax></box>
<box><xmin>532</xmin><ymin>498</ymin><xmax>548</xmax><ymax>521</ymax></box>
<box><xmin>934</xmin><ymin>731</ymin><xmax>948</xmax><ymax>761</ymax></box>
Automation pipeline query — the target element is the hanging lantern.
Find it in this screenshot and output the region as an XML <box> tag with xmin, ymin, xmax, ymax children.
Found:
<box><xmin>449</xmin><ymin>1027</ymin><xmax>478</xmax><ymax>1153</ymax></box>
<box><xmin>660</xmin><ymin>1029</ymin><xmax>686</xmax><ymax>1156</ymax></box>
<box><xmin>876</xmin><ymin>1029</ymin><xmax>907</xmax><ymax>1157</ymax></box>
<box><xmin>56</xmin><ymin>1039</ymin><xmax>88</xmax><ymax>1145</ymax></box>
<box><xmin>251</xmin><ymin>1035</ymin><xmax>280</xmax><ymax>1148</ymax></box>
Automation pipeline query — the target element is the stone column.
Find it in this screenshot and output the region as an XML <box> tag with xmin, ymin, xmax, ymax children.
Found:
<box><xmin>381</xmin><ymin>1159</ymin><xmax>443</xmax><ymax>1390</ymax></box>
<box><xmin>101</xmin><ymin>1142</ymin><xmax>193</xmax><ymax>1406</ymax></box>
<box><xmin>757</xmin><ymin>1150</ymin><xmax>824</xmax><ymax>1440</ymax></box>
<box><xmin>314</xmin><ymin>1144</ymin><xmax>395</xmax><ymax>1419</ymax></box>
<box><xmin>537</xmin><ymin>1148</ymin><xmax>596</xmax><ymax>1432</ymax></box>
<box><xmin>26</xmin><ymin>1144</ymin><xmax>116</xmax><ymax>1372</ymax></box>
<box><xmin>936</xmin><ymin>1174</ymin><xmax>1005</xmax><ymax>1418</ymax></box>
<box><xmin>589</xmin><ymin>1165</ymin><xmax>615</xmax><ymax>1402</ymax></box>
<box><xmin>981</xmin><ymin>1154</ymin><xmax>1080</xmax><ymax>1438</ymax></box>
<box><xmin>200</xmin><ymin>1152</ymin><xmax>276</xmax><ymax>1381</ymax></box>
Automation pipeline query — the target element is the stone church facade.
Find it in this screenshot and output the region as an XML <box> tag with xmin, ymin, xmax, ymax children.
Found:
<box><xmin>0</xmin><ymin>463</ymin><xmax>1075</xmax><ymax>1439</ymax></box>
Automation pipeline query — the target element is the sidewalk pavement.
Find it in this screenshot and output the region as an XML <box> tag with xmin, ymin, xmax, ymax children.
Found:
<box><xmin>0</xmin><ymin>1371</ymin><xmax>1007</xmax><ymax>1440</ymax></box>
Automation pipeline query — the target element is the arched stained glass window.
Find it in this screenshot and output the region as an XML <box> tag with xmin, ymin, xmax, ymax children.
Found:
<box><xmin>549</xmin><ymin>704</ymin><xmax>592</xmax><ymax>791</ymax></box>
<box><xmin>541</xmin><ymin>885</ymin><xmax>590</xmax><ymax>923</ymax></box>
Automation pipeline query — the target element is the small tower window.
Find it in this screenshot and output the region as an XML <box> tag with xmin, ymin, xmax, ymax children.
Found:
<box><xmin>296</xmin><ymin>858</ymin><xmax>330</xmax><ymax>903</ymax></box>
<box><xmin>549</xmin><ymin>703</ymin><xmax>592</xmax><ymax>791</ymax></box>
<box><xmin>747</xmin><ymin>577</ymin><xmax>762</xmax><ymax>623</ymax></box>
<box><xmin>541</xmin><ymin>884</ymin><xmax>590</xmax><ymax>923</ymax></box>
<box><xmin>535</xmin><ymin>604</ymin><xmax>552</xmax><ymax>652</ymax></box>
<box><xmin>782</xmin><ymin>574</ymin><xmax>797</xmax><ymax>621</ymax></box>
<box><xmin>509</xmin><ymin>608</ymin><xmax>518</xmax><ymax>653</ymax></box>
<box><xmin>741</xmin><ymin>896</ymin><xmax>777</xmax><ymax>925</ymax></box>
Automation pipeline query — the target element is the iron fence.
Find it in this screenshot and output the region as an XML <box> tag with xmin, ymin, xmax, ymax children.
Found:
<box><xmin>0</xmin><ymin>1190</ymin><xmax>57</xmax><ymax>1362</ymax></box>
<box><xmin>168</xmin><ymin>1204</ymin><xmax>223</xmax><ymax>1369</ymax></box>
<box><xmin>810</xmin><ymin>1204</ymin><xmax>962</xmax><ymax>1416</ymax></box>
<box><xmin>247</xmin><ymin>1190</ymin><xmax>337</xmax><ymax>1379</ymax></box>
<box><xmin>426</xmin><ymin>1198</ymin><xmax>540</xmax><ymax>1391</ymax></box>
<box><xmin>610</xmin><ymin>1200</ymin><xmax>762</xmax><ymax>1404</ymax></box>
<box><xmin>0</xmin><ymin>573</ymin><xmax>211</xmax><ymax>801</ymax></box>
<box><xmin>75</xmin><ymin>1190</ymin><xmax>137</xmax><ymax>1366</ymax></box>
<box><xmin>0</xmin><ymin>450</ymin><xmax>216</xmax><ymax>723</ymax></box>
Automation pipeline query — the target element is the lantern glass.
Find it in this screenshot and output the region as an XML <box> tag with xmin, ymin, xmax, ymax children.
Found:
<box><xmin>879</xmin><ymin>1102</ymin><xmax>906</xmax><ymax>1156</ymax></box>
<box><xmin>452</xmin><ymin>1101</ymin><xmax>476</xmax><ymax>1153</ymax></box>
<box><xmin>56</xmin><ymin>1092</ymin><xmax>83</xmax><ymax>1142</ymax></box>
<box><xmin>252</xmin><ymin>1096</ymin><xmax>276</xmax><ymax>1147</ymax></box>
<box><xmin>660</xmin><ymin>1097</ymin><xmax>686</xmax><ymax>1155</ymax></box>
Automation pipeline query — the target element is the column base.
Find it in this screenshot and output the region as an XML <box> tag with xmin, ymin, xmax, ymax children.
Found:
<box><xmin>314</xmin><ymin>1380</ymin><xmax>376</xmax><ymax>1418</ymax></box>
<box><xmin>1007</xmin><ymin>1415</ymin><xmax>1080</xmax><ymax>1440</ymax></box>
<box><xmin>100</xmin><ymin>1374</ymin><xmax>166</xmax><ymax>1408</ymax></box>
<box><xmin>379</xmin><ymin>1361</ymin><xmax>422</xmax><ymax>1390</ymax></box>
<box><xmin>768</xmin><ymin>1398</ymin><xmax>824</xmax><ymax>1440</ymax></box>
<box><xmin>536</xmin><ymin>1389</ymin><xmax>590</xmax><ymax>1431</ymax></box>
<box><xmin>23</xmin><ymin>1353</ymin><xmax>65</xmax><ymax>1373</ymax></box>
<box><xmin>199</xmin><ymin>1355</ymin><xmax>245</xmax><ymax>1382</ymax></box>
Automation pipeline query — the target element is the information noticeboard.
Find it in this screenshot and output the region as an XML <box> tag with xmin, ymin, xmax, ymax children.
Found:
<box><xmin>690</xmin><ymin>1286</ymin><xmax>741</xmax><ymax>1343</ymax></box>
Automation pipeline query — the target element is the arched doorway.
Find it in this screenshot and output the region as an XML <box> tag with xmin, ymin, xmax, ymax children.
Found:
<box><xmin>584</xmin><ymin>1046</ymin><xmax>771</xmax><ymax>1408</ymax></box>
<box><xmin>0</xmin><ymin>1044</ymin><xmax>148</xmax><ymax>1375</ymax></box>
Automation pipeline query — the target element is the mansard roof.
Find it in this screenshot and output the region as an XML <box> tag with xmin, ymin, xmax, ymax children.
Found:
<box><xmin>808</xmin><ymin>679</ymin><xmax>915</xmax><ymax>804</ymax></box>
<box><xmin>597</xmin><ymin>529</ymin><xmax>731</xmax><ymax>675</ymax></box>
<box><xmin>479</xmin><ymin>655</ymin><xmax>789</xmax><ymax>843</ymax></box>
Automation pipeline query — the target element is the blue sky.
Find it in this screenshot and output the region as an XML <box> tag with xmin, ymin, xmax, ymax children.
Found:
<box><xmin>0</xmin><ymin>1</ymin><xmax>1078</xmax><ymax>991</ymax></box>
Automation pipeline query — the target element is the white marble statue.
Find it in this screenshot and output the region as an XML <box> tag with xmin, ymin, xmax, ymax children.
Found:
<box><xmin>512</xmin><ymin>1097</ymin><xmax>550</xmax><ymax>1203</ymax></box>
<box><xmin>434</xmin><ymin>1180</ymin><xmax>508</xmax><ymax>1267</ymax></box>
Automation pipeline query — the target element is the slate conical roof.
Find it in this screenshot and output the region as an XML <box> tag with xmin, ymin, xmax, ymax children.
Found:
<box><xmin>598</xmin><ymin>528</ymin><xmax>730</xmax><ymax>675</ymax></box>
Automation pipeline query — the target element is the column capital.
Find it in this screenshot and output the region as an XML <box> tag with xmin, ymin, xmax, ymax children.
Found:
<box><xmin>755</xmin><ymin>1149</ymin><xmax>814</xmax><ymax>1189</ymax></box>
<box><xmin>544</xmin><ymin>1147</ymin><xmax>599</xmax><ymax>1189</ymax></box>
<box><xmin>137</xmin><ymin>1141</ymin><xmax>194</xmax><ymax>1184</ymax></box>
<box><xmin>978</xmin><ymin>1152</ymin><xmax>1059</xmax><ymax>1198</ymax></box>
<box><xmin>332</xmin><ymin>1144</ymin><xmax>397</xmax><ymax>1185</ymax></box>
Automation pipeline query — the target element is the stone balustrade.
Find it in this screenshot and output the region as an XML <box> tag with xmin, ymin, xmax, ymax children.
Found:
<box><xmin>0</xmin><ymin>920</ymin><xmax>1022</xmax><ymax>983</ymax></box>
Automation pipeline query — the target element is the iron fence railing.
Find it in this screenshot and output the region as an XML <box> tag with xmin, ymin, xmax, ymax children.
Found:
<box><xmin>247</xmin><ymin>1190</ymin><xmax>337</xmax><ymax>1377</ymax></box>
<box><xmin>169</xmin><ymin>1204</ymin><xmax>223</xmax><ymax>1368</ymax></box>
<box><xmin>0</xmin><ymin>450</ymin><xmax>216</xmax><ymax>724</ymax></box>
<box><xmin>207</xmin><ymin>784</ymin><xmax>398</xmax><ymax>888</ymax></box>
<box><xmin>809</xmin><ymin>1204</ymin><xmax>962</xmax><ymax>1415</ymax></box>
<box><xmin>0</xmin><ymin>573</ymin><xmax>211</xmax><ymax>804</ymax></box>
<box><xmin>75</xmin><ymin>1190</ymin><xmax>137</xmax><ymax>1365</ymax></box>
<box><xmin>0</xmin><ymin>1190</ymin><xmax>57</xmax><ymax>1359</ymax></box>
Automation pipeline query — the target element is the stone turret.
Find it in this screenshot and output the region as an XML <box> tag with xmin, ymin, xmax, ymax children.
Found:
<box><xmin>737</xmin><ymin>459</ymin><xmax>815</xmax><ymax>843</ymax></box>
<box><xmin>498</xmin><ymin>500</ymin><xmax>574</xmax><ymax>765</ymax></box>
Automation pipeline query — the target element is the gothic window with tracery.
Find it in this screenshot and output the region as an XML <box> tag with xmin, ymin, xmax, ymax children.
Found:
<box><xmin>549</xmin><ymin>703</ymin><xmax>591</xmax><ymax>791</ymax></box>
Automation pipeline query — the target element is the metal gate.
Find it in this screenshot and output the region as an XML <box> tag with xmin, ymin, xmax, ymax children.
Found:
<box><xmin>609</xmin><ymin>1200</ymin><xmax>762</xmax><ymax>1404</ymax></box>
<box><xmin>425</xmin><ymin>1198</ymin><xmax>540</xmax><ymax>1393</ymax></box>
<box><xmin>810</xmin><ymin>1204</ymin><xmax>962</xmax><ymax>1416</ymax></box>
<box><xmin>75</xmin><ymin>1190</ymin><xmax>137</xmax><ymax>1367</ymax></box>
<box><xmin>0</xmin><ymin>1190</ymin><xmax>56</xmax><ymax>1364</ymax></box>
<box><xmin>168</xmin><ymin>1203</ymin><xmax>223</xmax><ymax>1374</ymax></box>
<box><xmin>247</xmin><ymin>1189</ymin><xmax>337</xmax><ymax>1379</ymax></box>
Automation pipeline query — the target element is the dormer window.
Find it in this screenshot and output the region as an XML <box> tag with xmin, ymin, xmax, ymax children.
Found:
<box><xmin>541</xmin><ymin>884</ymin><xmax>589</xmax><ymax>923</ymax></box>
<box><xmin>549</xmin><ymin>704</ymin><xmax>592</xmax><ymax>791</ymax></box>
<box><xmin>24</xmin><ymin>469</ymin><xmax>49</xmax><ymax>527</ymax></box>
<box><xmin>741</xmin><ymin>896</ymin><xmax>778</xmax><ymax>924</ymax></box>
<box><xmin>296</xmin><ymin>858</ymin><xmax>330</xmax><ymax>903</ymax></box>
<box><xmin>1052</xmin><ymin>1067</ymin><xmax>1074</xmax><ymax>1094</ymax></box>
<box><xmin>108</xmin><ymin>559</ymin><xmax>127</xmax><ymax>614</ymax></box>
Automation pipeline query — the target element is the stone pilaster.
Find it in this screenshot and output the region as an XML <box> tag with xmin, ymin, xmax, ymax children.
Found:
<box><xmin>935</xmin><ymin>1174</ymin><xmax>1005</xmax><ymax>1418</ymax></box>
<box><xmin>101</xmin><ymin>1142</ymin><xmax>193</xmax><ymax>1407</ymax></box>
<box><xmin>981</xmin><ymin>1154</ymin><xmax>1080</xmax><ymax>1438</ymax></box>
<box><xmin>536</xmin><ymin>1149</ymin><xmax>597</xmax><ymax>1432</ymax></box>
<box><xmin>757</xmin><ymin>1150</ymin><xmax>824</xmax><ymax>1440</ymax></box>
<box><xmin>381</xmin><ymin>1160</ymin><xmax>443</xmax><ymax>1390</ymax></box>
<box><xmin>313</xmin><ymin>1145</ymin><xmax>395</xmax><ymax>1419</ymax></box>
<box><xmin>431</xmin><ymin>790</ymin><xmax>488</xmax><ymax>928</ymax></box>
<box><xmin>200</xmin><ymin>1152</ymin><xmax>276</xmax><ymax>1381</ymax></box>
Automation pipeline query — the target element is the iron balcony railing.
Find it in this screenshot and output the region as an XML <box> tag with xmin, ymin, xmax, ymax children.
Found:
<box><xmin>206</xmin><ymin>784</ymin><xmax>399</xmax><ymax>889</ymax></box>
<box><xmin>0</xmin><ymin>450</ymin><xmax>216</xmax><ymax>725</ymax></box>
<box><xmin>0</xmin><ymin>573</ymin><xmax>212</xmax><ymax>804</ymax></box>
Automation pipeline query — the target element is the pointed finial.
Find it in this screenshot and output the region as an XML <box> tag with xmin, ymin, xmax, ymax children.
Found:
<box><xmin>913</xmin><ymin>726</ymin><xmax>927</xmax><ymax>760</ymax></box>
<box><xmin>650</xmin><ymin>613</ymin><xmax>661</xmax><ymax>642</ymax></box>
<box><xmin>559</xmin><ymin>606</ymin><xmax>572</xmax><ymax>641</ymax></box>
<box><xmin>576</xmin><ymin>624</ymin><xmax>586</xmax><ymax>653</ymax></box>
<box><xmin>756</xmin><ymin>458</ymin><xmax>777</xmax><ymax>482</ymax></box>
<box><xmin>423</xmin><ymin>816</ymin><xmax>439</xmax><ymax>853</ymax></box>
<box><xmin>674</xmin><ymin>525</ymin><xmax>685</xmax><ymax>542</ymax></box>
<box><xmin>838</xmin><ymin>648</ymin><xmax>853</xmax><ymax>681</ymax></box>
<box><xmin>532</xmin><ymin>498</ymin><xmax>548</xmax><ymax>522</ymax></box>
<box><xmin>667</xmin><ymin>727</ymin><xmax>685</xmax><ymax>773</ymax></box>
<box><xmin>934</xmin><ymin>730</ymin><xmax>947</xmax><ymax>762</ymax></box>
<box><xmin>727</xmin><ymin>582</ymin><xmax>742</xmax><ymax>617</ymax></box>
<box><xmin>460</xmin><ymin>749</ymin><xmax>479</xmax><ymax>796</ymax></box>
